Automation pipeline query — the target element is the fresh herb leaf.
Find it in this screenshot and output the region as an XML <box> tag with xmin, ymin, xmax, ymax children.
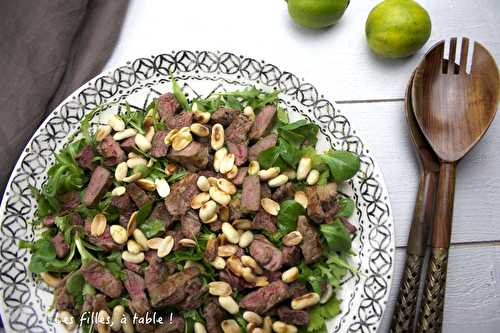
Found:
<box><xmin>278</xmin><ymin>119</ymin><xmax>320</xmax><ymax>146</ymax></box>
<box><xmin>336</xmin><ymin>196</ymin><xmax>355</xmax><ymax>218</ymax></box>
<box><xmin>278</xmin><ymin>138</ymin><xmax>302</xmax><ymax>168</ymax></box>
<box><xmin>170</xmin><ymin>75</ymin><xmax>190</xmax><ymax>111</ymax></box>
<box><xmin>307</xmin><ymin>296</ymin><xmax>341</xmax><ymax>333</ymax></box>
<box><xmin>277</xmin><ymin>200</ymin><xmax>305</xmax><ymax>234</ymax></box>
<box><xmin>66</xmin><ymin>271</ymin><xmax>85</xmax><ymax>304</ymax></box>
<box><xmin>136</xmin><ymin>202</ymin><xmax>154</xmax><ymax>225</ymax></box>
<box><xmin>258</xmin><ymin>147</ymin><xmax>281</xmax><ymax>169</ymax></box>
<box><xmin>276</xmin><ymin>106</ymin><xmax>289</xmax><ymax>124</ymax></box>
<box><xmin>320</xmin><ymin>150</ymin><xmax>360</xmax><ymax>182</ymax></box>
<box><xmin>320</xmin><ymin>220</ymin><xmax>351</xmax><ymax>252</ymax></box>
<box><xmin>139</xmin><ymin>219</ymin><xmax>165</xmax><ymax>238</ymax></box>
<box><xmin>167</xmin><ymin>168</ymin><xmax>188</xmax><ymax>183</ymax></box>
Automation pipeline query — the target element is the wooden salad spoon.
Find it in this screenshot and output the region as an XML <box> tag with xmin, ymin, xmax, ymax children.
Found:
<box><xmin>390</xmin><ymin>70</ymin><xmax>439</xmax><ymax>333</ymax></box>
<box><xmin>412</xmin><ymin>38</ymin><xmax>499</xmax><ymax>332</ymax></box>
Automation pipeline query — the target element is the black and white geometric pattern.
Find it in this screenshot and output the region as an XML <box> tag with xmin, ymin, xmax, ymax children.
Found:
<box><xmin>0</xmin><ymin>50</ymin><xmax>394</xmax><ymax>333</ymax></box>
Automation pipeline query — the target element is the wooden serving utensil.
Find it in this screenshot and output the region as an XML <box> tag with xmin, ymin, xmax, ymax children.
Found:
<box><xmin>390</xmin><ymin>71</ymin><xmax>439</xmax><ymax>333</ymax></box>
<box><xmin>412</xmin><ymin>38</ymin><xmax>499</xmax><ymax>332</ymax></box>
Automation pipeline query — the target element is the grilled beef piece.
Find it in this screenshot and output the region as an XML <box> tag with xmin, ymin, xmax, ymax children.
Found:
<box><xmin>167</xmin><ymin>111</ymin><xmax>193</xmax><ymax>129</ymax></box>
<box><xmin>239</xmin><ymin>280</ymin><xmax>289</xmax><ymax>314</ymax></box>
<box><xmin>124</xmin><ymin>270</ymin><xmax>151</xmax><ymax>315</ymax></box>
<box><xmin>158</xmin><ymin>93</ymin><xmax>181</xmax><ymax>122</ymax></box>
<box><xmin>260</xmin><ymin>183</ymin><xmax>272</xmax><ymax>199</ymax></box>
<box><xmin>209</xmin><ymin>220</ymin><xmax>223</xmax><ymax>232</ymax></box>
<box><xmin>85</xmin><ymin>221</ymin><xmax>122</xmax><ymax>251</ymax></box>
<box><xmin>126</xmin><ymin>182</ymin><xmax>153</xmax><ymax>208</ymax></box>
<box><xmin>150</xmin><ymin>131</ymin><xmax>169</xmax><ymax>158</ymax></box>
<box><xmin>227</xmin><ymin>142</ymin><xmax>248</xmax><ymax>166</ymax></box>
<box><xmin>181</xmin><ymin>210</ymin><xmax>201</xmax><ymax>239</ymax></box>
<box><xmin>249</xmin><ymin>235</ymin><xmax>283</xmax><ymax>272</ymax></box>
<box><xmin>248</xmin><ymin>133</ymin><xmax>278</xmax><ymax>161</ymax></box>
<box><xmin>69</xmin><ymin>213</ymin><xmax>84</xmax><ymax>226</ymax></box>
<box><xmin>149</xmin><ymin>267</ymin><xmax>201</xmax><ymax>308</ymax></box>
<box><xmin>167</xmin><ymin>142</ymin><xmax>209</xmax><ymax>172</ymax></box>
<box><xmin>111</xmin><ymin>192</ymin><xmax>136</xmax><ymax>213</ymax></box>
<box><xmin>119</xmin><ymin>211</ymin><xmax>133</xmax><ymax>228</ymax></box>
<box><xmin>165</xmin><ymin>173</ymin><xmax>199</xmax><ymax>216</ymax></box>
<box><xmin>272</xmin><ymin>182</ymin><xmax>295</xmax><ymax>202</ymax></box>
<box><xmin>232</xmin><ymin>167</ymin><xmax>248</xmax><ymax>186</ymax></box>
<box><xmin>54</xmin><ymin>283</ymin><xmax>75</xmax><ymax>315</ymax></box>
<box><xmin>120</xmin><ymin>136</ymin><xmax>136</xmax><ymax>152</ymax></box>
<box><xmin>252</xmin><ymin>209</ymin><xmax>277</xmax><ymax>233</ymax></box>
<box><xmin>60</xmin><ymin>191</ymin><xmax>81</xmax><ymax>212</ymax></box>
<box><xmin>277</xmin><ymin>306</ymin><xmax>309</xmax><ymax>326</ymax></box>
<box><xmin>341</xmin><ymin>218</ymin><xmax>357</xmax><ymax>234</ymax></box>
<box><xmin>178</xmin><ymin>277</ymin><xmax>206</xmax><ymax>310</ymax></box>
<box><xmin>124</xmin><ymin>261</ymin><xmax>144</xmax><ymax>275</ymax></box>
<box><xmin>225</xmin><ymin>113</ymin><xmax>253</xmax><ymax>143</ymax></box>
<box><xmin>219</xmin><ymin>269</ymin><xmax>254</xmax><ymax>291</ymax></box>
<box><xmin>75</xmin><ymin>144</ymin><xmax>96</xmax><ymax>171</ymax></box>
<box><xmin>51</xmin><ymin>232</ymin><xmax>69</xmax><ymax>258</ymax></box>
<box><xmin>145</xmin><ymin>256</ymin><xmax>173</xmax><ymax>296</ymax></box>
<box><xmin>249</xmin><ymin>105</ymin><xmax>276</xmax><ymax>139</ymax></box>
<box><xmin>281</xmin><ymin>245</ymin><xmax>301</xmax><ymax>267</ymax></box>
<box><xmin>229</xmin><ymin>199</ymin><xmax>242</xmax><ymax>221</ymax></box>
<box><xmin>83</xmin><ymin>166</ymin><xmax>111</xmax><ymax>207</ymax></box>
<box><xmin>263</xmin><ymin>270</ymin><xmax>282</xmax><ymax>282</ymax></box>
<box><xmin>289</xmin><ymin>281</ymin><xmax>309</xmax><ymax>298</ymax></box>
<box><xmin>241</xmin><ymin>175</ymin><xmax>260</xmax><ymax>212</ymax></box>
<box><xmin>297</xmin><ymin>216</ymin><xmax>323</xmax><ymax>264</ymax></box>
<box><xmin>97</xmin><ymin>135</ymin><xmax>126</xmax><ymax>166</ymax></box>
<box><xmin>210</xmin><ymin>108</ymin><xmax>238</xmax><ymax>127</ymax></box>
<box><xmin>80</xmin><ymin>261</ymin><xmax>123</xmax><ymax>298</ymax></box>
<box><xmin>204</xmin><ymin>238</ymin><xmax>219</xmax><ymax>262</ymax></box>
<box><xmin>81</xmin><ymin>293</ymin><xmax>109</xmax><ymax>319</ymax></box>
<box><xmin>43</xmin><ymin>215</ymin><xmax>56</xmax><ymax>227</ymax></box>
<box><xmin>305</xmin><ymin>183</ymin><xmax>339</xmax><ymax>223</ymax></box>
<box><xmin>203</xmin><ymin>299</ymin><xmax>227</xmax><ymax>333</ymax></box>
<box><xmin>150</xmin><ymin>202</ymin><xmax>175</xmax><ymax>230</ymax></box>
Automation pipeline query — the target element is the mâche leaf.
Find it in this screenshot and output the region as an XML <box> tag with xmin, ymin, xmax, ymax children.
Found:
<box><xmin>320</xmin><ymin>150</ymin><xmax>360</xmax><ymax>182</ymax></box>
<box><xmin>139</xmin><ymin>218</ymin><xmax>165</xmax><ymax>238</ymax></box>
<box><xmin>320</xmin><ymin>220</ymin><xmax>352</xmax><ymax>252</ymax></box>
<box><xmin>336</xmin><ymin>196</ymin><xmax>355</xmax><ymax>218</ymax></box>
<box><xmin>277</xmin><ymin>200</ymin><xmax>305</xmax><ymax>234</ymax></box>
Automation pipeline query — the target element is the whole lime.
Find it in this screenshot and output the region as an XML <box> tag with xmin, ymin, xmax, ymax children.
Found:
<box><xmin>365</xmin><ymin>0</ymin><xmax>431</xmax><ymax>58</ymax></box>
<box><xmin>287</xmin><ymin>0</ymin><xmax>350</xmax><ymax>29</ymax></box>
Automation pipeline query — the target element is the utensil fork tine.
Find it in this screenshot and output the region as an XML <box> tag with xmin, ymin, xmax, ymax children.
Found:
<box><xmin>459</xmin><ymin>38</ymin><xmax>470</xmax><ymax>74</ymax></box>
<box><xmin>446</xmin><ymin>37</ymin><xmax>458</xmax><ymax>74</ymax></box>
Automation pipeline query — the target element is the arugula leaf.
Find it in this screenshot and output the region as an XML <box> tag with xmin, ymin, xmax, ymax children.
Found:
<box><xmin>336</xmin><ymin>196</ymin><xmax>355</xmax><ymax>218</ymax></box>
<box><xmin>320</xmin><ymin>220</ymin><xmax>351</xmax><ymax>252</ymax></box>
<box><xmin>170</xmin><ymin>75</ymin><xmax>190</xmax><ymax>111</ymax></box>
<box><xmin>121</xmin><ymin>102</ymin><xmax>146</xmax><ymax>134</ymax></box>
<box><xmin>307</xmin><ymin>296</ymin><xmax>341</xmax><ymax>333</ymax></box>
<box><xmin>320</xmin><ymin>150</ymin><xmax>360</xmax><ymax>182</ymax></box>
<box><xmin>277</xmin><ymin>200</ymin><xmax>305</xmax><ymax>234</ymax></box>
<box><xmin>167</xmin><ymin>168</ymin><xmax>188</xmax><ymax>183</ymax></box>
<box><xmin>139</xmin><ymin>218</ymin><xmax>165</xmax><ymax>238</ymax></box>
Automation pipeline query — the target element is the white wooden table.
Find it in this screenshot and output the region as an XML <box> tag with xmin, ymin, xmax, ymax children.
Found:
<box><xmin>103</xmin><ymin>1</ymin><xmax>500</xmax><ymax>331</ymax></box>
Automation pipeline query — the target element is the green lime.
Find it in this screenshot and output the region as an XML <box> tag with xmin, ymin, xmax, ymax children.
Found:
<box><xmin>287</xmin><ymin>0</ymin><xmax>350</xmax><ymax>29</ymax></box>
<box><xmin>365</xmin><ymin>0</ymin><xmax>431</xmax><ymax>58</ymax></box>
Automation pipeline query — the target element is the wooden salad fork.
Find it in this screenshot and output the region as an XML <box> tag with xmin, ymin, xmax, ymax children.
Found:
<box><xmin>390</xmin><ymin>71</ymin><xmax>439</xmax><ymax>333</ymax></box>
<box><xmin>412</xmin><ymin>38</ymin><xmax>499</xmax><ymax>332</ymax></box>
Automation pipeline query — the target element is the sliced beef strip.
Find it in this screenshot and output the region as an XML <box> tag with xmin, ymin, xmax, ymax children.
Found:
<box><xmin>248</xmin><ymin>133</ymin><xmax>278</xmax><ymax>161</ymax></box>
<box><xmin>239</xmin><ymin>280</ymin><xmax>289</xmax><ymax>314</ymax></box>
<box><xmin>111</xmin><ymin>192</ymin><xmax>136</xmax><ymax>213</ymax></box>
<box><xmin>126</xmin><ymin>182</ymin><xmax>154</xmax><ymax>208</ymax></box>
<box><xmin>81</xmin><ymin>293</ymin><xmax>109</xmax><ymax>318</ymax></box>
<box><xmin>150</xmin><ymin>202</ymin><xmax>175</xmax><ymax>230</ymax></box>
<box><xmin>277</xmin><ymin>306</ymin><xmax>309</xmax><ymax>326</ymax></box>
<box><xmin>281</xmin><ymin>245</ymin><xmax>301</xmax><ymax>267</ymax></box>
<box><xmin>249</xmin><ymin>105</ymin><xmax>276</xmax><ymax>140</ymax></box>
<box><xmin>204</xmin><ymin>238</ymin><xmax>219</xmax><ymax>262</ymax></box>
<box><xmin>240</xmin><ymin>175</ymin><xmax>260</xmax><ymax>212</ymax></box>
<box><xmin>167</xmin><ymin>141</ymin><xmax>209</xmax><ymax>172</ymax></box>
<box><xmin>43</xmin><ymin>215</ymin><xmax>56</xmax><ymax>227</ymax></box>
<box><xmin>203</xmin><ymin>299</ymin><xmax>227</xmax><ymax>333</ymax></box>
<box><xmin>158</xmin><ymin>92</ymin><xmax>181</xmax><ymax>122</ymax></box>
<box><xmin>97</xmin><ymin>135</ymin><xmax>126</xmax><ymax>166</ymax></box>
<box><xmin>227</xmin><ymin>142</ymin><xmax>248</xmax><ymax>166</ymax></box>
<box><xmin>305</xmin><ymin>183</ymin><xmax>339</xmax><ymax>223</ymax></box>
<box><xmin>149</xmin><ymin>267</ymin><xmax>200</xmax><ymax>308</ymax></box>
<box><xmin>120</xmin><ymin>136</ymin><xmax>136</xmax><ymax>152</ymax></box>
<box><xmin>177</xmin><ymin>277</ymin><xmax>207</xmax><ymax>310</ymax></box>
<box><xmin>297</xmin><ymin>216</ymin><xmax>323</xmax><ymax>264</ymax></box>
<box><xmin>181</xmin><ymin>210</ymin><xmax>201</xmax><ymax>239</ymax></box>
<box><xmin>51</xmin><ymin>232</ymin><xmax>69</xmax><ymax>259</ymax></box>
<box><xmin>85</xmin><ymin>221</ymin><xmax>122</xmax><ymax>251</ymax></box>
<box><xmin>232</xmin><ymin>167</ymin><xmax>248</xmax><ymax>186</ymax></box>
<box><xmin>165</xmin><ymin>173</ymin><xmax>199</xmax><ymax>216</ymax></box>
<box><xmin>289</xmin><ymin>281</ymin><xmax>310</xmax><ymax>298</ymax></box>
<box><xmin>263</xmin><ymin>270</ymin><xmax>282</xmax><ymax>282</ymax></box>
<box><xmin>225</xmin><ymin>113</ymin><xmax>253</xmax><ymax>143</ymax></box>
<box><xmin>249</xmin><ymin>235</ymin><xmax>283</xmax><ymax>272</ymax></box>
<box><xmin>167</xmin><ymin>111</ymin><xmax>193</xmax><ymax>130</ymax></box>
<box><xmin>119</xmin><ymin>211</ymin><xmax>133</xmax><ymax>228</ymax></box>
<box><xmin>54</xmin><ymin>283</ymin><xmax>76</xmax><ymax>316</ymax></box>
<box><xmin>252</xmin><ymin>209</ymin><xmax>277</xmax><ymax>233</ymax></box>
<box><xmin>83</xmin><ymin>166</ymin><xmax>112</xmax><ymax>207</ymax></box>
<box><xmin>209</xmin><ymin>220</ymin><xmax>223</xmax><ymax>232</ymax></box>
<box><xmin>210</xmin><ymin>108</ymin><xmax>238</xmax><ymax>127</ymax></box>
<box><xmin>80</xmin><ymin>260</ymin><xmax>123</xmax><ymax>298</ymax></box>
<box><xmin>260</xmin><ymin>183</ymin><xmax>272</xmax><ymax>199</ymax></box>
<box><xmin>272</xmin><ymin>182</ymin><xmax>295</xmax><ymax>202</ymax></box>
<box><xmin>150</xmin><ymin>131</ymin><xmax>169</xmax><ymax>158</ymax></box>
<box><xmin>60</xmin><ymin>191</ymin><xmax>81</xmax><ymax>212</ymax></box>
<box><xmin>69</xmin><ymin>213</ymin><xmax>84</xmax><ymax>226</ymax></box>
<box><xmin>124</xmin><ymin>261</ymin><xmax>144</xmax><ymax>275</ymax></box>
<box><xmin>145</xmin><ymin>256</ymin><xmax>172</xmax><ymax>295</ymax></box>
<box><xmin>124</xmin><ymin>270</ymin><xmax>152</xmax><ymax>316</ymax></box>
<box><xmin>219</xmin><ymin>269</ymin><xmax>254</xmax><ymax>291</ymax></box>
<box><xmin>75</xmin><ymin>144</ymin><xmax>96</xmax><ymax>171</ymax></box>
<box><xmin>228</xmin><ymin>199</ymin><xmax>242</xmax><ymax>221</ymax></box>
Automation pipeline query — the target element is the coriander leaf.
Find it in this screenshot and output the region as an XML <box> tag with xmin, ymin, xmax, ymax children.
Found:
<box><xmin>277</xmin><ymin>200</ymin><xmax>305</xmax><ymax>234</ymax></box>
<box><xmin>320</xmin><ymin>150</ymin><xmax>360</xmax><ymax>182</ymax></box>
<box><xmin>170</xmin><ymin>75</ymin><xmax>190</xmax><ymax>111</ymax></box>
<box><xmin>139</xmin><ymin>218</ymin><xmax>165</xmax><ymax>238</ymax></box>
<box><xmin>320</xmin><ymin>220</ymin><xmax>351</xmax><ymax>252</ymax></box>
<box><xmin>336</xmin><ymin>196</ymin><xmax>355</xmax><ymax>218</ymax></box>
<box><xmin>307</xmin><ymin>296</ymin><xmax>341</xmax><ymax>333</ymax></box>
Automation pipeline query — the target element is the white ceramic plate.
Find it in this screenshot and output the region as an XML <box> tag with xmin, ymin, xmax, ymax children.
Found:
<box><xmin>0</xmin><ymin>50</ymin><xmax>394</xmax><ymax>333</ymax></box>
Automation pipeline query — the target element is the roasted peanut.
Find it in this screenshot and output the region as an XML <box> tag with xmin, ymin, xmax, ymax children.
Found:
<box><xmin>296</xmin><ymin>157</ymin><xmax>312</xmax><ymax>180</ymax></box>
<box><xmin>268</xmin><ymin>174</ymin><xmax>289</xmax><ymax>188</ymax></box>
<box><xmin>208</xmin><ymin>281</ymin><xmax>232</xmax><ymax>296</ymax></box>
<box><xmin>291</xmin><ymin>293</ymin><xmax>320</xmax><ymax>310</ymax></box>
<box><xmin>282</xmin><ymin>231</ymin><xmax>303</xmax><ymax>246</ymax></box>
<box><xmin>293</xmin><ymin>191</ymin><xmax>308</xmax><ymax>209</ymax></box>
<box><xmin>108</xmin><ymin>115</ymin><xmax>125</xmax><ymax>132</ymax></box>
<box><xmin>91</xmin><ymin>214</ymin><xmax>107</xmax><ymax>237</ymax></box>
<box><xmin>261</xmin><ymin>198</ymin><xmax>280</xmax><ymax>216</ymax></box>
<box><xmin>219</xmin><ymin>296</ymin><xmax>239</xmax><ymax>314</ymax></box>
<box><xmin>211</xmin><ymin>123</ymin><xmax>225</xmax><ymax>150</ymax></box>
<box><xmin>238</xmin><ymin>231</ymin><xmax>254</xmax><ymax>248</ymax></box>
<box><xmin>222</xmin><ymin>222</ymin><xmax>240</xmax><ymax>244</ymax></box>
<box><xmin>281</xmin><ymin>267</ymin><xmax>299</xmax><ymax>283</ymax></box>
<box><xmin>306</xmin><ymin>169</ymin><xmax>320</xmax><ymax>185</ymax></box>
<box><xmin>114</xmin><ymin>162</ymin><xmax>128</xmax><ymax>182</ymax></box>
<box><xmin>110</xmin><ymin>225</ymin><xmax>128</xmax><ymax>245</ymax></box>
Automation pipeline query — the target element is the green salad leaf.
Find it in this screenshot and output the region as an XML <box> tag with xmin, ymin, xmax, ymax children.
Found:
<box><xmin>320</xmin><ymin>150</ymin><xmax>360</xmax><ymax>182</ymax></box>
<box><xmin>320</xmin><ymin>220</ymin><xmax>352</xmax><ymax>252</ymax></box>
<box><xmin>336</xmin><ymin>196</ymin><xmax>355</xmax><ymax>218</ymax></box>
<box><xmin>278</xmin><ymin>119</ymin><xmax>320</xmax><ymax>146</ymax></box>
<box><xmin>139</xmin><ymin>218</ymin><xmax>165</xmax><ymax>238</ymax></box>
<box><xmin>277</xmin><ymin>200</ymin><xmax>305</xmax><ymax>234</ymax></box>
<box><xmin>307</xmin><ymin>296</ymin><xmax>341</xmax><ymax>333</ymax></box>
<box><xmin>171</xmin><ymin>75</ymin><xmax>190</xmax><ymax>111</ymax></box>
<box><xmin>66</xmin><ymin>271</ymin><xmax>86</xmax><ymax>305</ymax></box>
